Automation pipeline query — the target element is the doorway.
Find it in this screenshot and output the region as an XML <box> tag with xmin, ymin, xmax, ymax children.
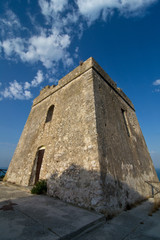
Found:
<box><xmin>35</xmin><ymin>148</ymin><xmax>45</xmax><ymax>184</ymax></box>
<box><xmin>29</xmin><ymin>146</ymin><xmax>45</xmax><ymax>185</ymax></box>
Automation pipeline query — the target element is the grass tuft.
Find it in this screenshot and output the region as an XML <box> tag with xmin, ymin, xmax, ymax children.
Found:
<box><xmin>31</xmin><ymin>179</ymin><xmax>47</xmax><ymax>195</ymax></box>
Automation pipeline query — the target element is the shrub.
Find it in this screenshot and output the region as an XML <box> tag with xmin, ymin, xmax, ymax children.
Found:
<box><xmin>31</xmin><ymin>179</ymin><xmax>47</xmax><ymax>195</ymax></box>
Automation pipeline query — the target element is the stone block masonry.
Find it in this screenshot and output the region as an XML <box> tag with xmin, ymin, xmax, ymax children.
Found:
<box><xmin>5</xmin><ymin>57</ymin><xmax>159</xmax><ymax>215</ymax></box>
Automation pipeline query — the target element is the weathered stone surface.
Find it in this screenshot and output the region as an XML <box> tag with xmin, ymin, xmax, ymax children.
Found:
<box><xmin>5</xmin><ymin>57</ymin><xmax>159</xmax><ymax>215</ymax></box>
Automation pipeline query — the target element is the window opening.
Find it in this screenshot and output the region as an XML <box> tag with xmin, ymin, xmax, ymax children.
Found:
<box><xmin>45</xmin><ymin>105</ymin><xmax>54</xmax><ymax>123</ymax></box>
<box><xmin>121</xmin><ymin>109</ymin><xmax>130</xmax><ymax>137</ymax></box>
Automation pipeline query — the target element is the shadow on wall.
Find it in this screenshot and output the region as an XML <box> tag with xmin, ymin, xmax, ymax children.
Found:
<box><xmin>47</xmin><ymin>164</ymin><xmax>151</xmax><ymax>216</ymax></box>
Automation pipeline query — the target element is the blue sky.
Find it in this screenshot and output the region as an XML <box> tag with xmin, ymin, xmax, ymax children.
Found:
<box><xmin>0</xmin><ymin>0</ymin><xmax>160</xmax><ymax>169</ymax></box>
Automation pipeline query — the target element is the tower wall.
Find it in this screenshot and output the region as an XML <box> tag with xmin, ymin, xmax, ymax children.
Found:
<box><xmin>92</xmin><ymin>67</ymin><xmax>158</xmax><ymax>213</ymax></box>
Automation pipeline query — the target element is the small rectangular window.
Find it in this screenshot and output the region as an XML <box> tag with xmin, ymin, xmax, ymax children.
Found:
<box><xmin>121</xmin><ymin>109</ymin><xmax>130</xmax><ymax>137</ymax></box>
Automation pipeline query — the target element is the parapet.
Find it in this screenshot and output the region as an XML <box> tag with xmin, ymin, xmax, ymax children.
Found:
<box><xmin>40</xmin><ymin>85</ymin><xmax>56</xmax><ymax>95</ymax></box>
<box><xmin>33</xmin><ymin>57</ymin><xmax>134</xmax><ymax>110</ymax></box>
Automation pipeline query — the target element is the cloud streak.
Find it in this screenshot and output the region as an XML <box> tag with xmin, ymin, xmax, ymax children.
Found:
<box><xmin>24</xmin><ymin>70</ymin><xmax>44</xmax><ymax>89</ymax></box>
<box><xmin>153</xmin><ymin>79</ymin><xmax>160</xmax><ymax>86</ymax></box>
<box><xmin>0</xmin><ymin>10</ymin><xmax>21</xmax><ymax>38</ymax></box>
<box><xmin>152</xmin><ymin>79</ymin><xmax>160</xmax><ymax>93</ymax></box>
<box><xmin>77</xmin><ymin>0</ymin><xmax>158</xmax><ymax>23</ymax></box>
<box><xmin>0</xmin><ymin>70</ymin><xmax>44</xmax><ymax>100</ymax></box>
<box><xmin>1</xmin><ymin>31</ymin><xmax>71</xmax><ymax>69</ymax></box>
<box><xmin>0</xmin><ymin>80</ymin><xmax>32</xmax><ymax>100</ymax></box>
<box><xmin>39</xmin><ymin>0</ymin><xmax>68</xmax><ymax>16</ymax></box>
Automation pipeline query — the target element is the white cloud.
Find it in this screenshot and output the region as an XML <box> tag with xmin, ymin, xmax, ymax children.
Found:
<box><xmin>24</xmin><ymin>81</ymin><xmax>31</xmax><ymax>90</ymax></box>
<box><xmin>38</xmin><ymin>0</ymin><xmax>79</xmax><ymax>34</ymax></box>
<box><xmin>0</xmin><ymin>10</ymin><xmax>21</xmax><ymax>38</ymax></box>
<box><xmin>61</xmin><ymin>12</ymin><xmax>79</xmax><ymax>26</ymax></box>
<box><xmin>39</xmin><ymin>0</ymin><xmax>68</xmax><ymax>17</ymax></box>
<box><xmin>76</xmin><ymin>0</ymin><xmax>158</xmax><ymax>23</ymax></box>
<box><xmin>1</xmin><ymin>38</ymin><xmax>25</xmax><ymax>57</ymax></box>
<box><xmin>24</xmin><ymin>71</ymin><xmax>44</xmax><ymax>90</ymax></box>
<box><xmin>24</xmin><ymin>90</ymin><xmax>32</xmax><ymax>99</ymax></box>
<box><xmin>5</xmin><ymin>10</ymin><xmax>21</xmax><ymax>28</ymax></box>
<box><xmin>154</xmin><ymin>89</ymin><xmax>160</xmax><ymax>93</ymax></box>
<box><xmin>0</xmin><ymin>80</ymin><xmax>32</xmax><ymax>100</ymax></box>
<box><xmin>0</xmin><ymin>71</ymin><xmax>44</xmax><ymax>101</ymax></box>
<box><xmin>23</xmin><ymin>31</ymin><xmax>71</xmax><ymax>68</ymax></box>
<box><xmin>74</xmin><ymin>47</ymin><xmax>79</xmax><ymax>58</ymax></box>
<box><xmin>1</xmin><ymin>30</ymin><xmax>71</xmax><ymax>68</ymax></box>
<box><xmin>31</xmin><ymin>70</ymin><xmax>44</xmax><ymax>87</ymax></box>
<box><xmin>153</xmin><ymin>79</ymin><xmax>160</xmax><ymax>86</ymax></box>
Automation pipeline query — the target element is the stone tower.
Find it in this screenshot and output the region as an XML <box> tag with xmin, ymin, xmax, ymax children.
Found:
<box><xmin>5</xmin><ymin>57</ymin><xmax>158</xmax><ymax>215</ymax></box>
